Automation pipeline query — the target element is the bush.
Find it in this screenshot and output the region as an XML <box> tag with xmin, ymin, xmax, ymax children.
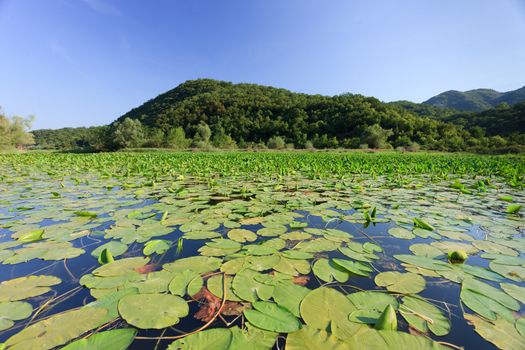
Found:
<box><xmin>267</xmin><ymin>136</ymin><xmax>286</xmax><ymax>149</ymax></box>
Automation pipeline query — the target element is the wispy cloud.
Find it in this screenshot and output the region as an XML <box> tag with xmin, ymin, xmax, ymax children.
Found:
<box><xmin>81</xmin><ymin>0</ymin><xmax>121</xmax><ymax>16</ymax></box>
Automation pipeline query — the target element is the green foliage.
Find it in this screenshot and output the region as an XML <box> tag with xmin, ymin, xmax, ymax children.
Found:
<box><xmin>29</xmin><ymin>79</ymin><xmax>525</xmax><ymax>153</ymax></box>
<box><xmin>113</xmin><ymin>118</ymin><xmax>145</xmax><ymax>149</ymax></box>
<box><xmin>0</xmin><ymin>111</ymin><xmax>34</xmax><ymax>151</ymax></box>
<box><xmin>165</xmin><ymin>127</ymin><xmax>191</xmax><ymax>149</ymax></box>
<box><xmin>267</xmin><ymin>136</ymin><xmax>285</xmax><ymax>149</ymax></box>
<box><xmin>361</xmin><ymin>124</ymin><xmax>393</xmax><ymax>149</ymax></box>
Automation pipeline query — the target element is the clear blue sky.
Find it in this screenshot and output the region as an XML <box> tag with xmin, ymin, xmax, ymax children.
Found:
<box><xmin>1</xmin><ymin>0</ymin><xmax>524</xmax><ymax>129</ymax></box>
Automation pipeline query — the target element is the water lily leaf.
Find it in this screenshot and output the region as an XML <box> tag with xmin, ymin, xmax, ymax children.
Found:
<box><xmin>500</xmin><ymin>283</ymin><xmax>525</xmax><ymax>304</ymax></box>
<box><xmin>461</xmin><ymin>278</ymin><xmax>520</xmax><ymax>321</ymax></box>
<box><xmin>61</xmin><ymin>328</ymin><xmax>137</xmax><ymax>350</ymax></box>
<box><xmin>431</xmin><ymin>241</ymin><xmax>479</xmax><ymax>255</ymax></box>
<box><xmin>344</xmin><ymin>328</ymin><xmax>447</xmax><ymax>349</ymax></box>
<box><xmin>272</xmin><ymin>280</ymin><xmax>309</xmax><ymax>317</ymax></box>
<box><xmin>388</xmin><ymin>227</ymin><xmax>415</xmax><ymax>239</ymax></box>
<box><xmin>300</xmin><ymin>287</ymin><xmax>363</xmax><ymax>341</ymax></box>
<box><xmin>506</xmin><ymin>204</ymin><xmax>522</xmax><ymax>214</ymax></box>
<box><xmin>118</xmin><ymin>293</ymin><xmax>188</xmax><ymax>329</ymax></box>
<box><xmin>481</xmin><ymin>254</ymin><xmax>525</xmax><ymax>266</ymax></box>
<box><xmin>489</xmin><ymin>262</ymin><xmax>525</xmax><ymax>282</ymax></box>
<box><xmin>375</xmin><ymin>272</ymin><xmax>425</xmax><ymax>294</ymax></box>
<box><xmin>347</xmin><ymin>291</ymin><xmax>399</xmax><ymax>312</ymax></box>
<box><xmin>227</xmin><ymin>229</ymin><xmax>257</xmax><ymax>243</ymax></box>
<box><xmin>207</xmin><ymin>274</ymin><xmax>241</xmax><ymax>302</ymax></box>
<box><xmin>413</xmin><ymin>217</ymin><xmax>435</xmax><ymax>231</ymax></box>
<box><xmin>281</xmin><ymin>250</ymin><xmax>314</xmax><ymax>260</ymax></box>
<box><xmin>232</xmin><ymin>269</ymin><xmax>273</xmax><ymax>302</ymax></box>
<box><xmin>339</xmin><ymin>247</ymin><xmax>376</xmax><ymax>262</ymax></box>
<box><xmin>16</xmin><ymin>229</ymin><xmax>44</xmax><ymax>243</ymax></box>
<box><xmin>285</xmin><ymin>325</ymin><xmax>351</xmax><ymax>350</ymax></box>
<box><xmin>0</xmin><ymin>275</ymin><xmax>61</xmax><ymax>302</ymax></box>
<box><xmin>86</xmin><ymin>288</ymin><xmax>138</xmax><ymax>320</ymax></box>
<box><xmin>399</xmin><ymin>296</ymin><xmax>450</xmax><ymax>336</ymax></box>
<box><xmin>229</xmin><ymin>325</ymin><xmax>277</xmax><ymax>350</ymax></box>
<box><xmin>295</xmin><ymin>238</ymin><xmax>341</xmax><ymax>253</ymax></box>
<box><xmin>257</xmin><ymin>226</ymin><xmax>287</xmax><ymax>237</ymax></box>
<box><xmin>312</xmin><ymin>258</ymin><xmax>349</xmax><ymax>283</ymax></box>
<box><xmin>0</xmin><ymin>301</ymin><xmax>33</xmax><ymax>331</ymax></box>
<box><xmin>244</xmin><ymin>301</ymin><xmax>301</xmax><ymax>333</ymax></box>
<box><xmin>465</xmin><ymin>313</ymin><xmax>525</xmax><ymax>350</ymax></box>
<box><xmin>98</xmin><ymin>248</ymin><xmax>114</xmax><ymax>265</ymax></box>
<box><xmin>183</xmin><ymin>230</ymin><xmax>221</xmax><ymax>240</ymax></box>
<box><xmin>409</xmin><ymin>244</ymin><xmax>443</xmax><ymax>258</ymax></box>
<box><xmin>168</xmin><ymin>270</ymin><xmax>203</xmax><ymax>296</ymax></box>
<box><xmin>393</xmin><ymin>255</ymin><xmax>451</xmax><ymax>271</ymax></box>
<box><xmin>167</xmin><ymin>328</ymin><xmax>232</xmax><ymax>350</ymax></box>
<box><xmin>93</xmin><ymin>257</ymin><xmax>150</xmax><ymax>277</ymax></box>
<box><xmin>516</xmin><ymin>318</ymin><xmax>525</xmax><ymax>338</ymax></box>
<box><xmin>91</xmin><ymin>241</ymin><xmax>128</xmax><ymax>258</ymax></box>
<box><xmin>472</xmin><ymin>240</ymin><xmax>518</xmax><ymax>256</ymax></box>
<box><xmin>4</xmin><ymin>307</ymin><xmax>107</xmax><ymax>350</ymax></box>
<box><xmin>332</xmin><ymin>259</ymin><xmax>372</xmax><ymax>277</ymax></box>
<box><xmin>273</xmin><ymin>256</ymin><xmax>310</xmax><ymax>276</ymax></box>
<box><xmin>163</xmin><ymin>256</ymin><xmax>222</xmax><ymax>274</ymax></box>
<box><xmin>143</xmin><ymin>239</ymin><xmax>171</xmax><ymax>256</ymax></box>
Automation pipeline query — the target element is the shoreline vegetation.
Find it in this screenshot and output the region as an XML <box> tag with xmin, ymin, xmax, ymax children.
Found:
<box><xmin>8</xmin><ymin>79</ymin><xmax>523</xmax><ymax>154</ymax></box>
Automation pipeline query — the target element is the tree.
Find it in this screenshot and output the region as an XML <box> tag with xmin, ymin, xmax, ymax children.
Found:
<box><xmin>0</xmin><ymin>111</ymin><xmax>34</xmax><ymax>150</ymax></box>
<box><xmin>113</xmin><ymin>118</ymin><xmax>144</xmax><ymax>149</ymax></box>
<box><xmin>165</xmin><ymin>127</ymin><xmax>190</xmax><ymax>149</ymax></box>
<box><xmin>212</xmin><ymin>124</ymin><xmax>237</xmax><ymax>149</ymax></box>
<box><xmin>361</xmin><ymin>124</ymin><xmax>393</xmax><ymax>149</ymax></box>
<box><xmin>267</xmin><ymin>136</ymin><xmax>285</xmax><ymax>149</ymax></box>
<box><xmin>193</xmin><ymin>122</ymin><xmax>211</xmax><ymax>148</ymax></box>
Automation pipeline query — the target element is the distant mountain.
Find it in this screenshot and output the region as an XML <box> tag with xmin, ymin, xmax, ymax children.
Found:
<box><xmin>423</xmin><ymin>86</ymin><xmax>525</xmax><ymax>112</ymax></box>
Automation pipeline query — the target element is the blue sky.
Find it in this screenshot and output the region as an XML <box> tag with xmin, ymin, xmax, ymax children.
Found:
<box><xmin>1</xmin><ymin>0</ymin><xmax>524</xmax><ymax>129</ymax></box>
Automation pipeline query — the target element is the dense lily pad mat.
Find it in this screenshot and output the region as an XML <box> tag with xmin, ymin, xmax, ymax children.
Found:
<box><xmin>0</xmin><ymin>151</ymin><xmax>523</xmax><ymax>349</ymax></box>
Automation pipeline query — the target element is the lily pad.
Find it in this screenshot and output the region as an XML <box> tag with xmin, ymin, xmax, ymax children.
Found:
<box><xmin>244</xmin><ymin>301</ymin><xmax>301</xmax><ymax>333</ymax></box>
<box><xmin>118</xmin><ymin>293</ymin><xmax>189</xmax><ymax>329</ymax></box>
<box><xmin>375</xmin><ymin>272</ymin><xmax>426</xmax><ymax>294</ymax></box>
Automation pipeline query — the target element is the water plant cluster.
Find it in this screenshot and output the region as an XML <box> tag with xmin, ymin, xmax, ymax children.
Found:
<box><xmin>0</xmin><ymin>151</ymin><xmax>523</xmax><ymax>349</ymax></box>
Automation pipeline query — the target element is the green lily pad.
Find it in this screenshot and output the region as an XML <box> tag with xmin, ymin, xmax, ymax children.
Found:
<box><xmin>61</xmin><ymin>328</ymin><xmax>137</xmax><ymax>350</ymax></box>
<box><xmin>332</xmin><ymin>258</ymin><xmax>372</xmax><ymax>277</ymax></box>
<box><xmin>375</xmin><ymin>272</ymin><xmax>426</xmax><ymax>294</ymax></box>
<box><xmin>0</xmin><ymin>275</ymin><xmax>61</xmax><ymax>302</ymax></box>
<box><xmin>286</xmin><ymin>325</ymin><xmax>351</xmax><ymax>350</ymax></box>
<box><xmin>227</xmin><ymin>229</ymin><xmax>257</xmax><ymax>243</ymax></box>
<box><xmin>312</xmin><ymin>258</ymin><xmax>349</xmax><ymax>283</ymax></box>
<box><xmin>465</xmin><ymin>313</ymin><xmax>525</xmax><ymax>350</ymax></box>
<box><xmin>4</xmin><ymin>307</ymin><xmax>107</xmax><ymax>350</ymax></box>
<box><xmin>0</xmin><ymin>301</ymin><xmax>33</xmax><ymax>331</ymax></box>
<box><xmin>300</xmin><ymin>287</ymin><xmax>364</xmax><ymax>341</ymax></box>
<box><xmin>399</xmin><ymin>296</ymin><xmax>450</xmax><ymax>336</ymax></box>
<box><xmin>118</xmin><ymin>293</ymin><xmax>189</xmax><ymax>329</ymax></box>
<box><xmin>244</xmin><ymin>301</ymin><xmax>301</xmax><ymax>333</ymax></box>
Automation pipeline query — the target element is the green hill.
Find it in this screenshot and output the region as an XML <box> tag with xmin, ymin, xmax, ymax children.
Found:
<box><xmin>31</xmin><ymin>79</ymin><xmax>524</xmax><ymax>153</ymax></box>
<box><xmin>423</xmin><ymin>86</ymin><xmax>525</xmax><ymax>112</ymax></box>
<box><xmin>115</xmin><ymin>79</ymin><xmax>469</xmax><ymax>150</ymax></box>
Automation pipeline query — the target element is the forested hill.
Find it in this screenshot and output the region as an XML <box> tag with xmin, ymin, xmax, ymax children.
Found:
<box><xmin>115</xmin><ymin>79</ymin><xmax>470</xmax><ymax>150</ymax></box>
<box><xmin>32</xmin><ymin>79</ymin><xmax>524</xmax><ymax>153</ymax></box>
<box><xmin>423</xmin><ymin>86</ymin><xmax>525</xmax><ymax>112</ymax></box>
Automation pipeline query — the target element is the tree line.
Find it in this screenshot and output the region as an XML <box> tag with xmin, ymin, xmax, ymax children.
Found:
<box><xmin>30</xmin><ymin>79</ymin><xmax>525</xmax><ymax>153</ymax></box>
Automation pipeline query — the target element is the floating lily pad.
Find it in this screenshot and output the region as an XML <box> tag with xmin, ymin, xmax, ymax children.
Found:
<box><xmin>4</xmin><ymin>307</ymin><xmax>107</xmax><ymax>350</ymax></box>
<box><xmin>375</xmin><ymin>272</ymin><xmax>425</xmax><ymax>294</ymax></box>
<box><xmin>0</xmin><ymin>275</ymin><xmax>61</xmax><ymax>302</ymax></box>
<box><xmin>61</xmin><ymin>328</ymin><xmax>137</xmax><ymax>350</ymax></box>
<box><xmin>118</xmin><ymin>293</ymin><xmax>189</xmax><ymax>329</ymax></box>
<box><xmin>244</xmin><ymin>301</ymin><xmax>301</xmax><ymax>333</ymax></box>
<box><xmin>0</xmin><ymin>301</ymin><xmax>33</xmax><ymax>331</ymax></box>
